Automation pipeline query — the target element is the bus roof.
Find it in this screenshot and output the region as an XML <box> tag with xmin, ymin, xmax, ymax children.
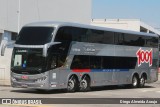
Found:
<box><xmin>25</xmin><ymin>21</ymin><xmax>158</xmax><ymax>37</ymax></box>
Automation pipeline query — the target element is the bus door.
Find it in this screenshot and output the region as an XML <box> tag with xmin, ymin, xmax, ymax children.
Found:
<box><xmin>48</xmin><ymin>54</ymin><xmax>60</xmax><ymax>88</ymax></box>
<box><xmin>49</xmin><ymin>54</ymin><xmax>67</xmax><ymax>88</ymax></box>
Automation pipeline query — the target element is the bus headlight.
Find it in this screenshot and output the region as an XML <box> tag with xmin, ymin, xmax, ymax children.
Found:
<box><xmin>35</xmin><ymin>76</ymin><xmax>47</xmax><ymax>83</ymax></box>
<box><xmin>11</xmin><ymin>77</ymin><xmax>16</xmax><ymax>82</ymax></box>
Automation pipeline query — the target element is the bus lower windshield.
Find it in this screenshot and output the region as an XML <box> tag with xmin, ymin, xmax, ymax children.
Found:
<box><xmin>11</xmin><ymin>48</ymin><xmax>45</xmax><ymax>70</ymax></box>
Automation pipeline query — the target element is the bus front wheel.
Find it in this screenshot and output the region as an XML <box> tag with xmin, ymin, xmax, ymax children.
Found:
<box><xmin>67</xmin><ymin>76</ymin><xmax>78</xmax><ymax>92</ymax></box>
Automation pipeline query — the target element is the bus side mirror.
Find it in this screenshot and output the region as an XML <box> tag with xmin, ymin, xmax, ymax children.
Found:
<box><xmin>1</xmin><ymin>43</ymin><xmax>6</xmax><ymax>56</ymax></box>
<box><xmin>43</xmin><ymin>44</ymin><xmax>48</xmax><ymax>57</ymax></box>
<box><xmin>43</xmin><ymin>42</ymin><xmax>61</xmax><ymax>57</ymax></box>
<box><xmin>0</xmin><ymin>41</ymin><xmax>15</xmax><ymax>56</ymax></box>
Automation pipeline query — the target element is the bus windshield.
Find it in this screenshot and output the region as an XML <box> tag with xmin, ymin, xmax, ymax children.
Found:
<box><xmin>11</xmin><ymin>48</ymin><xmax>45</xmax><ymax>70</ymax></box>
<box><xmin>16</xmin><ymin>27</ymin><xmax>54</xmax><ymax>45</ymax></box>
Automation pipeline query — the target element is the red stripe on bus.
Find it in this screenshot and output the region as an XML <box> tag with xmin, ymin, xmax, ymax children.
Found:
<box><xmin>72</xmin><ymin>69</ymin><xmax>91</xmax><ymax>72</ymax></box>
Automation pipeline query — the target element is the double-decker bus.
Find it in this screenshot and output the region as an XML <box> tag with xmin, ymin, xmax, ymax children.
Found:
<box><xmin>1</xmin><ymin>21</ymin><xmax>159</xmax><ymax>92</ymax></box>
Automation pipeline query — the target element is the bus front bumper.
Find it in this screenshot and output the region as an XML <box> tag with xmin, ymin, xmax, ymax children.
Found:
<box><xmin>11</xmin><ymin>72</ymin><xmax>50</xmax><ymax>89</ymax></box>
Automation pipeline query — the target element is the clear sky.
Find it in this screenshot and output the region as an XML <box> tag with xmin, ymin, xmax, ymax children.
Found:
<box><xmin>92</xmin><ymin>0</ymin><xmax>160</xmax><ymax>28</ymax></box>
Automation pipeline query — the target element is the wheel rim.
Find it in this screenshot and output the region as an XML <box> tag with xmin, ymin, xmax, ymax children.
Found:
<box><xmin>133</xmin><ymin>77</ymin><xmax>137</xmax><ymax>86</ymax></box>
<box><xmin>68</xmin><ymin>79</ymin><xmax>75</xmax><ymax>90</ymax></box>
<box><xmin>81</xmin><ymin>80</ymin><xmax>87</xmax><ymax>89</ymax></box>
<box><xmin>140</xmin><ymin>77</ymin><xmax>145</xmax><ymax>85</ymax></box>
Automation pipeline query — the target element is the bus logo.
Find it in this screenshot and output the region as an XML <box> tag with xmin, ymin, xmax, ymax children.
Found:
<box><xmin>136</xmin><ymin>48</ymin><xmax>152</xmax><ymax>67</ymax></box>
<box><xmin>21</xmin><ymin>75</ymin><xmax>28</xmax><ymax>80</ymax></box>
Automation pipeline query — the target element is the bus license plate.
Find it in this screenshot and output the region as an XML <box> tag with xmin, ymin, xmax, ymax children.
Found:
<box><xmin>22</xmin><ymin>84</ymin><xmax>28</xmax><ymax>88</ymax></box>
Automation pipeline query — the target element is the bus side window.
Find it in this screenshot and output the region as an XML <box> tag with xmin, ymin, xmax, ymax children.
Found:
<box><xmin>50</xmin><ymin>56</ymin><xmax>57</xmax><ymax>69</ymax></box>
<box><xmin>90</xmin><ymin>56</ymin><xmax>101</xmax><ymax>69</ymax></box>
<box><xmin>57</xmin><ymin>55</ymin><xmax>66</xmax><ymax>67</ymax></box>
<box><xmin>90</xmin><ymin>29</ymin><xmax>104</xmax><ymax>43</ymax></box>
<box><xmin>114</xmin><ymin>33</ymin><xmax>124</xmax><ymax>45</ymax></box>
<box><xmin>71</xmin><ymin>57</ymin><xmax>80</xmax><ymax>69</ymax></box>
<box><xmin>103</xmin><ymin>31</ymin><xmax>114</xmax><ymax>44</ymax></box>
<box><xmin>71</xmin><ymin>55</ymin><xmax>89</xmax><ymax>69</ymax></box>
<box><xmin>145</xmin><ymin>37</ymin><xmax>158</xmax><ymax>48</ymax></box>
<box><xmin>49</xmin><ymin>55</ymin><xmax>66</xmax><ymax>69</ymax></box>
<box><xmin>72</xmin><ymin>27</ymin><xmax>88</xmax><ymax>42</ymax></box>
<box><xmin>55</xmin><ymin>27</ymin><xmax>72</xmax><ymax>42</ymax></box>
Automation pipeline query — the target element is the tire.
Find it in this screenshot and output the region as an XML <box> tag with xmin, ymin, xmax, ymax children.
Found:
<box><xmin>80</xmin><ymin>76</ymin><xmax>90</xmax><ymax>92</ymax></box>
<box><xmin>67</xmin><ymin>76</ymin><xmax>78</xmax><ymax>92</ymax></box>
<box><xmin>138</xmin><ymin>75</ymin><xmax>146</xmax><ymax>88</ymax></box>
<box><xmin>131</xmin><ymin>75</ymin><xmax>139</xmax><ymax>88</ymax></box>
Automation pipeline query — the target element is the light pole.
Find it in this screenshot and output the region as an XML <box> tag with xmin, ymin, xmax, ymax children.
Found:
<box><xmin>17</xmin><ymin>0</ymin><xmax>20</xmax><ymax>33</ymax></box>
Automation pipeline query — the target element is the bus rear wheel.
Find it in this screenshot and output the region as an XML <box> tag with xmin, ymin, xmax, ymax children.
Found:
<box><xmin>67</xmin><ymin>76</ymin><xmax>78</xmax><ymax>92</ymax></box>
<box><xmin>80</xmin><ymin>76</ymin><xmax>90</xmax><ymax>92</ymax></box>
<box><xmin>139</xmin><ymin>75</ymin><xmax>146</xmax><ymax>88</ymax></box>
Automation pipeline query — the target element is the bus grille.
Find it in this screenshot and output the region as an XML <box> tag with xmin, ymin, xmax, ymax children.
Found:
<box><xmin>16</xmin><ymin>79</ymin><xmax>35</xmax><ymax>83</ymax></box>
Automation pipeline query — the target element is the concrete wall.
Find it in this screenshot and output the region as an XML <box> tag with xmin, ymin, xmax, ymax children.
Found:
<box><xmin>0</xmin><ymin>0</ymin><xmax>91</xmax><ymax>32</ymax></box>
<box><xmin>0</xmin><ymin>31</ymin><xmax>13</xmax><ymax>85</ymax></box>
<box><xmin>91</xmin><ymin>19</ymin><xmax>140</xmax><ymax>32</ymax></box>
<box><xmin>0</xmin><ymin>48</ymin><xmax>12</xmax><ymax>85</ymax></box>
<box><xmin>0</xmin><ymin>34</ymin><xmax>2</xmax><ymax>45</ymax></box>
<box><xmin>91</xmin><ymin>19</ymin><xmax>160</xmax><ymax>35</ymax></box>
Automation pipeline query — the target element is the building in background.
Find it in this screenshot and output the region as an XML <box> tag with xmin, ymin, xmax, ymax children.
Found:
<box><xmin>91</xmin><ymin>19</ymin><xmax>160</xmax><ymax>35</ymax></box>
<box><xmin>0</xmin><ymin>0</ymin><xmax>91</xmax><ymax>85</ymax></box>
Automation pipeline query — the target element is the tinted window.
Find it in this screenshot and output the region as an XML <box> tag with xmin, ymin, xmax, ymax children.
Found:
<box><xmin>16</xmin><ymin>27</ymin><xmax>54</xmax><ymax>45</ymax></box>
<box><xmin>47</xmin><ymin>54</ymin><xmax>66</xmax><ymax>70</ymax></box>
<box><xmin>123</xmin><ymin>34</ymin><xmax>145</xmax><ymax>46</ymax></box>
<box><xmin>90</xmin><ymin>56</ymin><xmax>101</xmax><ymax>69</ymax></box>
<box><xmin>55</xmin><ymin>27</ymin><xmax>115</xmax><ymax>44</ymax></box>
<box><xmin>114</xmin><ymin>57</ymin><xmax>137</xmax><ymax>69</ymax></box>
<box><xmin>88</xmin><ymin>30</ymin><xmax>104</xmax><ymax>43</ymax></box>
<box><xmin>103</xmin><ymin>56</ymin><xmax>137</xmax><ymax>69</ymax></box>
<box><xmin>55</xmin><ymin>27</ymin><xmax>88</xmax><ymax>42</ymax></box>
<box><xmin>114</xmin><ymin>33</ymin><xmax>124</xmax><ymax>45</ymax></box>
<box><xmin>115</xmin><ymin>33</ymin><xmax>158</xmax><ymax>47</ymax></box>
<box><xmin>72</xmin><ymin>27</ymin><xmax>88</xmax><ymax>42</ymax></box>
<box><xmin>102</xmin><ymin>56</ymin><xmax>115</xmax><ymax>69</ymax></box>
<box><xmin>11</xmin><ymin>48</ymin><xmax>47</xmax><ymax>75</ymax></box>
<box><xmin>11</xmin><ymin>48</ymin><xmax>44</xmax><ymax>68</ymax></box>
<box><xmin>103</xmin><ymin>31</ymin><xmax>114</xmax><ymax>44</ymax></box>
<box><xmin>145</xmin><ymin>36</ymin><xmax>158</xmax><ymax>48</ymax></box>
<box><xmin>86</xmin><ymin>29</ymin><xmax>114</xmax><ymax>44</ymax></box>
<box><xmin>55</xmin><ymin>27</ymin><xmax>72</xmax><ymax>42</ymax></box>
<box><xmin>71</xmin><ymin>55</ymin><xmax>137</xmax><ymax>69</ymax></box>
<box><xmin>70</xmin><ymin>55</ymin><xmax>90</xmax><ymax>69</ymax></box>
<box><xmin>55</xmin><ymin>27</ymin><xmax>158</xmax><ymax>48</ymax></box>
